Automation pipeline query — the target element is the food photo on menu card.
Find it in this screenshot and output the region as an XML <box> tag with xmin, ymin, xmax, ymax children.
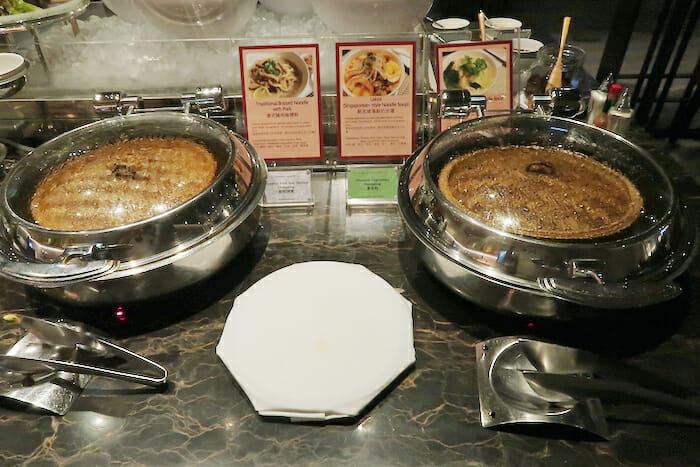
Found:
<box><xmin>246</xmin><ymin>52</ymin><xmax>314</xmax><ymax>99</ymax></box>
<box><xmin>442</xmin><ymin>49</ymin><xmax>498</xmax><ymax>93</ymax></box>
<box><xmin>341</xmin><ymin>48</ymin><xmax>409</xmax><ymax>97</ymax></box>
<box><xmin>436</xmin><ymin>40</ymin><xmax>513</xmax><ymax>130</ymax></box>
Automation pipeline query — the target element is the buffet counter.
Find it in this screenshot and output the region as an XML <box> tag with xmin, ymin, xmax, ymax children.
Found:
<box><xmin>0</xmin><ymin>132</ymin><xmax>697</xmax><ymax>465</ymax></box>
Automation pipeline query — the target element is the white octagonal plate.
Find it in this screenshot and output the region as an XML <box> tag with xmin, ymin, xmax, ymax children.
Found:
<box><xmin>216</xmin><ymin>261</ymin><xmax>415</xmax><ymax>421</ymax></box>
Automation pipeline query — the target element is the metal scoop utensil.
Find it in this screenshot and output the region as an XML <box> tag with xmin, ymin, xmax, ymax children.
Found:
<box><xmin>477</xmin><ymin>337</ymin><xmax>697</xmax><ymax>439</ymax></box>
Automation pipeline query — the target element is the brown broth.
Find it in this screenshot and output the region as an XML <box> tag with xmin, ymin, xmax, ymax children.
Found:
<box><xmin>438</xmin><ymin>145</ymin><xmax>643</xmax><ymax>239</ymax></box>
<box><xmin>31</xmin><ymin>137</ymin><xmax>217</xmax><ymax>231</ymax></box>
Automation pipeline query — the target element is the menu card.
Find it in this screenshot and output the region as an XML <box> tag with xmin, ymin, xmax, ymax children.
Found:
<box><xmin>336</xmin><ymin>42</ymin><xmax>416</xmax><ymax>159</ymax></box>
<box><xmin>436</xmin><ymin>40</ymin><xmax>513</xmax><ymax>131</ymax></box>
<box><xmin>240</xmin><ymin>45</ymin><xmax>324</xmax><ymax>161</ymax></box>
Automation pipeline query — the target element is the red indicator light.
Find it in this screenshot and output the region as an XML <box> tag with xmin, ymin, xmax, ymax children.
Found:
<box><xmin>114</xmin><ymin>306</ymin><xmax>126</xmax><ymax>322</ymax></box>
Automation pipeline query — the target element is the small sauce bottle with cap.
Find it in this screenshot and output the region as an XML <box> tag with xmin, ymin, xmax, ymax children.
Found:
<box><xmin>607</xmin><ymin>87</ymin><xmax>633</xmax><ymax>135</ymax></box>
<box><xmin>593</xmin><ymin>83</ymin><xmax>623</xmax><ymax>129</ymax></box>
<box><xmin>587</xmin><ymin>73</ymin><xmax>613</xmax><ymax>125</ymax></box>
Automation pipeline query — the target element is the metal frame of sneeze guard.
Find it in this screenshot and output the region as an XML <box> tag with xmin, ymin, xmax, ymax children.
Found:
<box><xmin>437</xmin><ymin>89</ymin><xmax>487</xmax><ymax>120</ymax></box>
<box><xmin>0</xmin><ymin>5</ymin><xmax>535</xmax><ymax>175</ymax></box>
<box><xmin>94</xmin><ymin>85</ymin><xmax>228</xmax><ymax>118</ymax></box>
<box><xmin>0</xmin><ymin>0</ymin><xmax>430</xmax><ymax>168</ymax></box>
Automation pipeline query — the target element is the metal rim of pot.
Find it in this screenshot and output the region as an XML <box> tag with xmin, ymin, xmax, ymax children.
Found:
<box><xmin>398</xmin><ymin>112</ymin><xmax>696</xmax><ymax>314</ymax></box>
<box><xmin>1</xmin><ymin>112</ymin><xmax>237</xmax><ymax>236</ymax></box>
<box><xmin>0</xmin><ymin>112</ymin><xmax>267</xmax><ymax>296</ymax></box>
<box><xmin>103</xmin><ymin>132</ymin><xmax>267</xmax><ymax>279</ymax></box>
<box><xmin>422</xmin><ymin>113</ymin><xmax>678</xmax><ymax>249</ymax></box>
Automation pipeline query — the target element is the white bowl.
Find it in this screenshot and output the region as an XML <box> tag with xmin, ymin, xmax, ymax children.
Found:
<box><xmin>485</xmin><ymin>17</ymin><xmax>523</xmax><ymax>30</ymax></box>
<box><xmin>140</xmin><ymin>0</ymin><xmax>257</xmax><ymax>38</ymax></box>
<box><xmin>432</xmin><ymin>17</ymin><xmax>470</xmax><ymax>30</ymax></box>
<box><xmin>516</xmin><ymin>38</ymin><xmax>544</xmax><ymax>54</ymax></box>
<box><xmin>310</xmin><ymin>0</ymin><xmax>433</xmax><ymax>34</ymax></box>
<box><xmin>0</xmin><ymin>53</ymin><xmax>26</xmax><ymax>84</ymax></box>
<box><xmin>260</xmin><ymin>0</ymin><xmax>313</xmax><ymax>17</ymax></box>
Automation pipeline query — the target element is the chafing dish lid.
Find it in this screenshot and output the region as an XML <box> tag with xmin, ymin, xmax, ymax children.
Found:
<box><xmin>400</xmin><ymin>113</ymin><xmax>695</xmax><ymax>308</ymax></box>
<box><xmin>0</xmin><ymin>113</ymin><xmax>262</xmax><ymax>285</ymax></box>
<box><xmin>436</xmin><ymin>145</ymin><xmax>644</xmax><ymax>240</ymax></box>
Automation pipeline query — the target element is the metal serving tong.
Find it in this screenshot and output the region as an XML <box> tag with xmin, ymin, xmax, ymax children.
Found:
<box><xmin>0</xmin><ymin>313</ymin><xmax>168</xmax><ymax>388</ymax></box>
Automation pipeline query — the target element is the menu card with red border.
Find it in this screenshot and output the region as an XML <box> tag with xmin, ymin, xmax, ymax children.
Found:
<box><xmin>436</xmin><ymin>40</ymin><xmax>513</xmax><ymax>131</ymax></box>
<box><xmin>240</xmin><ymin>44</ymin><xmax>324</xmax><ymax>161</ymax></box>
<box><xmin>336</xmin><ymin>41</ymin><xmax>416</xmax><ymax>160</ymax></box>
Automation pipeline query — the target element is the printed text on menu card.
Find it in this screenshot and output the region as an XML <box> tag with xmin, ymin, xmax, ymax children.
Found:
<box><xmin>240</xmin><ymin>44</ymin><xmax>323</xmax><ymax>161</ymax></box>
<box><xmin>336</xmin><ymin>42</ymin><xmax>416</xmax><ymax>159</ymax></box>
<box><xmin>436</xmin><ymin>40</ymin><xmax>513</xmax><ymax>131</ymax></box>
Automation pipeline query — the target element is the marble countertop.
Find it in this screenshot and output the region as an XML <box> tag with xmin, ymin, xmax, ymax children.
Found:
<box><xmin>0</xmin><ymin>138</ymin><xmax>699</xmax><ymax>466</ymax></box>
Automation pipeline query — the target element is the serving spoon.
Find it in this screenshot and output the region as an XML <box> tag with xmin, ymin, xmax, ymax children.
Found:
<box><xmin>546</xmin><ymin>16</ymin><xmax>571</xmax><ymax>91</ymax></box>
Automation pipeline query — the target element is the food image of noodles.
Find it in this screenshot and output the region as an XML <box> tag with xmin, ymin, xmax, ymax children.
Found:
<box><xmin>248</xmin><ymin>57</ymin><xmax>302</xmax><ymax>99</ymax></box>
<box><xmin>343</xmin><ymin>50</ymin><xmax>405</xmax><ymax>97</ymax></box>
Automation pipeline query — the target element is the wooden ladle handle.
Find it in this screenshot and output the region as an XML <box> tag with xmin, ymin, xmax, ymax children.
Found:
<box><xmin>557</xmin><ymin>17</ymin><xmax>571</xmax><ymax>65</ymax></box>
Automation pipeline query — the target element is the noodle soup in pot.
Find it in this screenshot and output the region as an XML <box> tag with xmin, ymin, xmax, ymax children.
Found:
<box><xmin>247</xmin><ymin>52</ymin><xmax>309</xmax><ymax>99</ymax></box>
<box><xmin>342</xmin><ymin>49</ymin><xmax>406</xmax><ymax>97</ymax></box>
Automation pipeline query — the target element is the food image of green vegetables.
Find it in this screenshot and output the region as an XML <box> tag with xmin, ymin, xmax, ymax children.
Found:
<box><xmin>460</xmin><ymin>56</ymin><xmax>487</xmax><ymax>76</ymax></box>
<box><xmin>0</xmin><ymin>0</ymin><xmax>42</xmax><ymax>15</ymax></box>
<box><xmin>444</xmin><ymin>56</ymin><xmax>489</xmax><ymax>89</ymax></box>
<box><xmin>263</xmin><ymin>59</ymin><xmax>280</xmax><ymax>76</ymax></box>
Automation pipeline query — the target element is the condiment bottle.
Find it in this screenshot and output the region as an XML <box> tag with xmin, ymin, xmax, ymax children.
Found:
<box><xmin>586</xmin><ymin>73</ymin><xmax>613</xmax><ymax>125</ymax></box>
<box><xmin>593</xmin><ymin>83</ymin><xmax>623</xmax><ymax>128</ymax></box>
<box><xmin>607</xmin><ymin>87</ymin><xmax>633</xmax><ymax>135</ymax></box>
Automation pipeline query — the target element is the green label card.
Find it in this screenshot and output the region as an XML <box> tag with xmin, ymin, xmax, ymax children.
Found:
<box><xmin>347</xmin><ymin>167</ymin><xmax>398</xmax><ymax>200</ymax></box>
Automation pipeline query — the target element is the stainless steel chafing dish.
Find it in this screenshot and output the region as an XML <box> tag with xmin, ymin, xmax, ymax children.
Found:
<box><xmin>0</xmin><ymin>111</ymin><xmax>266</xmax><ymax>305</ymax></box>
<box><xmin>398</xmin><ymin>113</ymin><xmax>696</xmax><ymax>318</ymax></box>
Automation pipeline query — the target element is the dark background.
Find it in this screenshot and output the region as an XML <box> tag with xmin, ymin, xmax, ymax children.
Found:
<box><xmin>429</xmin><ymin>0</ymin><xmax>700</xmax><ymax>137</ymax></box>
<box><xmin>428</xmin><ymin>0</ymin><xmax>663</xmax><ymax>38</ymax></box>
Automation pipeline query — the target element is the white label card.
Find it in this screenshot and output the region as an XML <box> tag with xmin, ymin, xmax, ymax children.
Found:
<box><xmin>262</xmin><ymin>170</ymin><xmax>314</xmax><ymax>207</ymax></box>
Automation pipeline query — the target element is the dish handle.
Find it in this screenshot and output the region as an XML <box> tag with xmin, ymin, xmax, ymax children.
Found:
<box><xmin>536</xmin><ymin>277</ymin><xmax>682</xmax><ymax>309</ymax></box>
<box><xmin>0</xmin><ymin>241</ymin><xmax>119</xmax><ymax>288</ymax></box>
